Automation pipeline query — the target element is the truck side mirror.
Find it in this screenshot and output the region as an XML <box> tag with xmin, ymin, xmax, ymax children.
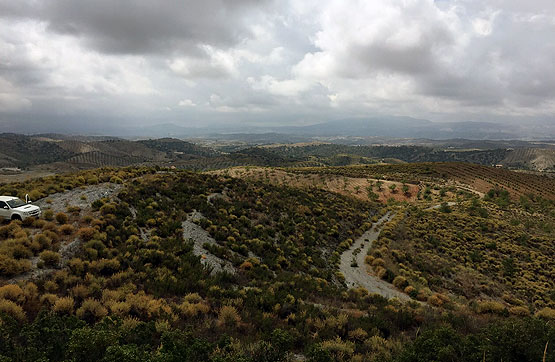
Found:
<box><xmin>2</xmin><ymin>206</ymin><xmax>8</xmax><ymax>209</ymax></box>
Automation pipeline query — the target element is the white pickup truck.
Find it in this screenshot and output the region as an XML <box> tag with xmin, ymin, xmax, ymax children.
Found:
<box><xmin>0</xmin><ymin>196</ymin><xmax>41</xmax><ymax>221</ymax></box>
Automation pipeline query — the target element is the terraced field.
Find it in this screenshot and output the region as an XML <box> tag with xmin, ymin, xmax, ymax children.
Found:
<box><xmin>292</xmin><ymin>162</ymin><xmax>555</xmax><ymax>200</ymax></box>
<box><xmin>67</xmin><ymin>151</ymin><xmax>146</xmax><ymax>167</ymax></box>
<box><xmin>502</xmin><ymin>148</ymin><xmax>555</xmax><ymax>171</ymax></box>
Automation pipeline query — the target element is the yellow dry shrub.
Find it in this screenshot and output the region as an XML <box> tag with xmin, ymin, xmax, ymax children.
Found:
<box><xmin>102</xmin><ymin>289</ymin><xmax>124</xmax><ymax>304</ymax></box>
<box><xmin>55</xmin><ymin>212</ymin><xmax>69</xmax><ymax>225</ymax></box>
<box><xmin>147</xmin><ymin>299</ymin><xmax>172</xmax><ymax>318</ymax></box>
<box><xmin>34</xmin><ymin>233</ymin><xmax>52</xmax><ymax>250</ymax></box>
<box><xmin>78</xmin><ymin>227</ymin><xmax>97</xmax><ymax>241</ymax></box>
<box><xmin>365</xmin><ymin>335</ymin><xmax>388</xmax><ymax>353</ymax></box>
<box><xmin>109</xmin><ymin>301</ymin><xmax>131</xmax><ymax>317</ymax></box>
<box><xmin>416</xmin><ymin>288</ymin><xmax>431</xmax><ymax>302</ymax></box>
<box><xmin>125</xmin><ymin>292</ymin><xmax>170</xmax><ymax>319</ymax></box>
<box><xmin>349</xmin><ymin>287</ymin><xmax>369</xmax><ymax>299</ymax></box>
<box><xmin>76</xmin><ymin>298</ymin><xmax>108</xmax><ymax>321</ymax></box>
<box><xmin>107</xmin><ymin>270</ymin><xmax>130</xmax><ymax>287</ymax></box>
<box><xmin>320</xmin><ymin>337</ymin><xmax>355</xmax><ymax>361</ymax></box>
<box><xmin>68</xmin><ymin>258</ymin><xmax>86</xmax><ymax>276</ymax></box>
<box><xmin>179</xmin><ymin>300</ymin><xmax>210</xmax><ymax>318</ymax></box>
<box><xmin>71</xmin><ymin>284</ymin><xmax>90</xmax><ymax>300</ymax></box>
<box><xmin>59</xmin><ymin>224</ymin><xmax>75</xmax><ymax>235</ymax></box>
<box><xmin>404</xmin><ymin>286</ymin><xmax>416</xmax><ymax>295</ymax></box>
<box><xmin>28</xmin><ymin>241</ymin><xmax>42</xmax><ymax>254</ymax></box>
<box><xmin>375</xmin><ymin>266</ymin><xmax>387</xmax><ymax>279</ymax></box>
<box><xmin>427</xmin><ymin>294</ymin><xmax>444</xmax><ymax>307</ymax></box>
<box><xmin>13</xmin><ymin>230</ymin><xmax>28</xmax><ymax>239</ymax></box>
<box><xmin>43</xmin><ymin>280</ymin><xmax>58</xmax><ymax>292</ymax></box>
<box><xmin>217</xmin><ymin>305</ymin><xmax>241</xmax><ymax>328</ymax></box>
<box><xmin>364</xmin><ymin>255</ymin><xmax>374</xmax><ymax>265</ymax></box>
<box><xmin>121</xmin><ymin>317</ymin><xmax>141</xmax><ymax>331</ymax></box>
<box><xmin>126</xmin><ymin>292</ymin><xmax>151</xmax><ymax>316</ymax></box>
<box><xmin>0</xmin><ymin>255</ymin><xmax>31</xmax><ymax>276</ymax></box>
<box><xmin>508</xmin><ymin>306</ymin><xmax>530</xmax><ymax>316</ymax></box>
<box><xmin>53</xmin><ymin>297</ymin><xmax>75</xmax><ymax>315</ymax></box>
<box><xmin>239</xmin><ymin>261</ymin><xmax>253</xmax><ymax>271</ymax></box>
<box><xmin>0</xmin><ymin>298</ymin><xmax>26</xmax><ymax>321</ymax></box>
<box><xmin>42</xmin><ymin>222</ymin><xmax>57</xmax><ymax>232</ymax></box>
<box><xmin>371</xmin><ymin>258</ymin><xmax>385</xmax><ymax>267</ymax></box>
<box><xmin>184</xmin><ymin>293</ymin><xmax>202</xmax><ymax>304</ymax></box>
<box><xmin>43</xmin><ymin>230</ymin><xmax>59</xmax><ymax>243</ymax></box>
<box><xmin>535</xmin><ymin>307</ymin><xmax>555</xmax><ymax>320</ymax></box>
<box><xmin>40</xmin><ymin>293</ymin><xmax>58</xmax><ymax>306</ymax></box>
<box><xmin>33</xmin><ymin>219</ymin><xmax>46</xmax><ymax>229</ymax></box>
<box><xmin>0</xmin><ymin>284</ymin><xmax>25</xmax><ymax>304</ymax></box>
<box><xmin>348</xmin><ymin>327</ymin><xmax>369</xmax><ymax>341</ymax></box>
<box><xmin>392</xmin><ymin>276</ymin><xmax>408</xmax><ymax>289</ymax></box>
<box><xmin>23</xmin><ymin>282</ymin><xmax>38</xmax><ymax>301</ymax></box>
<box><xmin>40</xmin><ymin>250</ymin><xmax>60</xmax><ymax>267</ymax></box>
<box><xmin>476</xmin><ymin>300</ymin><xmax>506</xmax><ymax>314</ymax></box>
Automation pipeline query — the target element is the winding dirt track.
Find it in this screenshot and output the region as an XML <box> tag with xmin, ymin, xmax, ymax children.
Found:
<box><xmin>339</xmin><ymin>212</ymin><xmax>412</xmax><ymax>301</ymax></box>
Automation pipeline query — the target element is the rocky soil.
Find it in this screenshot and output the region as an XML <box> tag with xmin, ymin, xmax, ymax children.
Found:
<box><xmin>35</xmin><ymin>182</ymin><xmax>122</xmax><ymax>214</ymax></box>
<box><xmin>339</xmin><ymin>212</ymin><xmax>412</xmax><ymax>301</ymax></box>
<box><xmin>182</xmin><ymin>211</ymin><xmax>236</xmax><ymax>275</ymax></box>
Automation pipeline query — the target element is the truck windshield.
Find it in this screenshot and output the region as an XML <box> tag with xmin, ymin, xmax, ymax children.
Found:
<box><xmin>6</xmin><ymin>199</ymin><xmax>26</xmax><ymax>208</ymax></box>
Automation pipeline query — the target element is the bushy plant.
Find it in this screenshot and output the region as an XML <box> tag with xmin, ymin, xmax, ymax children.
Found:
<box><xmin>53</xmin><ymin>296</ymin><xmax>75</xmax><ymax>315</ymax></box>
<box><xmin>40</xmin><ymin>250</ymin><xmax>61</xmax><ymax>267</ymax></box>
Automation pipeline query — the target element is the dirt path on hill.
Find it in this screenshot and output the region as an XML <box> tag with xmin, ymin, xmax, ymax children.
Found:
<box><xmin>339</xmin><ymin>212</ymin><xmax>412</xmax><ymax>301</ymax></box>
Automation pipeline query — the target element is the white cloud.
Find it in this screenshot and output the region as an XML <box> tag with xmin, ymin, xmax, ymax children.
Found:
<box><xmin>178</xmin><ymin>99</ymin><xmax>196</xmax><ymax>107</ymax></box>
<box><xmin>248</xmin><ymin>75</ymin><xmax>313</xmax><ymax>97</ymax></box>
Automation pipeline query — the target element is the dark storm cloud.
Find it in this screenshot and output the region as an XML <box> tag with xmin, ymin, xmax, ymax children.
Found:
<box><xmin>0</xmin><ymin>0</ymin><xmax>273</xmax><ymax>54</ymax></box>
<box><xmin>1</xmin><ymin>0</ymin><xmax>555</xmax><ymax>133</ymax></box>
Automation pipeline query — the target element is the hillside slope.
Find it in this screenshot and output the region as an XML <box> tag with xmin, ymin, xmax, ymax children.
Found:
<box><xmin>502</xmin><ymin>148</ymin><xmax>555</xmax><ymax>171</ymax></box>
<box><xmin>0</xmin><ymin>167</ymin><xmax>553</xmax><ymax>361</ymax></box>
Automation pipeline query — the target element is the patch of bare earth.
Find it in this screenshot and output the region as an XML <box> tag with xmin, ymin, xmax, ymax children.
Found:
<box><xmin>211</xmin><ymin>167</ymin><xmax>418</xmax><ymax>202</ymax></box>
<box><xmin>35</xmin><ymin>182</ymin><xmax>123</xmax><ymax>214</ymax></box>
<box><xmin>0</xmin><ymin>170</ymin><xmax>55</xmax><ymax>183</ymax></box>
<box><xmin>339</xmin><ymin>213</ymin><xmax>412</xmax><ymax>301</ymax></box>
<box><xmin>182</xmin><ymin>211</ymin><xmax>236</xmax><ymax>275</ymax></box>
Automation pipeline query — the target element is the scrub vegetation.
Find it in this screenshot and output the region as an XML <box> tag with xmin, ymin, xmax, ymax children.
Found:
<box><xmin>0</xmin><ymin>165</ymin><xmax>553</xmax><ymax>361</ymax></box>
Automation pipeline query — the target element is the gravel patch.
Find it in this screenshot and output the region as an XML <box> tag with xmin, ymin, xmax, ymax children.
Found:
<box><xmin>182</xmin><ymin>211</ymin><xmax>236</xmax><ymax>275</ymax></box>
<box><xmin>339</xmin><ymin>212</ymin><xmax>412</xmax><ymax>302</ymax></box>
<box><xmin>35</xmin><ymin>183</ymin><xmax>123</xmax><ymax>214</ymax></box>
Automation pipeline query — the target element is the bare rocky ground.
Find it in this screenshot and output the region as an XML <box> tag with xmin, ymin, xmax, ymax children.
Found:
<box><xmin>35</xmin><ymin>182</ymin><xmax>123</xmax><ymax>214</ymax></box>
<box><xmin>182</xmin><ymin>211</ymin><xmax>236</xmax><ymax>275</ymax></box>
<box><xmin>339</xmin><ymin>212</ymin><xmax>412</xmax><ymax>302</ymax></box>
<box><xmin>6</xmin><ymin>183</ymin><xmax>122</xmax><ymax>284</ymax></box>
<box><xmin>427</xmin><ymin>201</ymin><xmax>457</xmax><ymax>210</ymax></box>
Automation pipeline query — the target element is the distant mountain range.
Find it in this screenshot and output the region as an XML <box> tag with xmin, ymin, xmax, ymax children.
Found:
<box><xmin>106</xmin><ymin>117</ymin><xmax>554</xmax><ymax>140</ymax></box>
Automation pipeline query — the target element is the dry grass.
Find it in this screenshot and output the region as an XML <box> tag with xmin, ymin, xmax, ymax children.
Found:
<box><xmin>211</xmin><ymin>167</ymin><xmax>418</xmax><ymax>203</ymax></box>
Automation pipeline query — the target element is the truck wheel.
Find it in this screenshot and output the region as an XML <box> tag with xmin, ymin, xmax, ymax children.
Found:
<box><xmin>11</xmin><ymin>214</ymin><xmax>22</xmax><ymax>221</ymax></box>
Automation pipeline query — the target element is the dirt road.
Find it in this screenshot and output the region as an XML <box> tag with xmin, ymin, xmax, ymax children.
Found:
<box><xmin>339</xmin><ymin>212</ymin><xmax>412</xmax><ymax>301</ymax></box>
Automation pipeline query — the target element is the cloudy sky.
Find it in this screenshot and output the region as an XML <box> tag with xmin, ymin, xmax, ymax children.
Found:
<box><xmin>1</xmin><ymin>0</ymin><xmax>555</xmax><ymax>133</ymax></box>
